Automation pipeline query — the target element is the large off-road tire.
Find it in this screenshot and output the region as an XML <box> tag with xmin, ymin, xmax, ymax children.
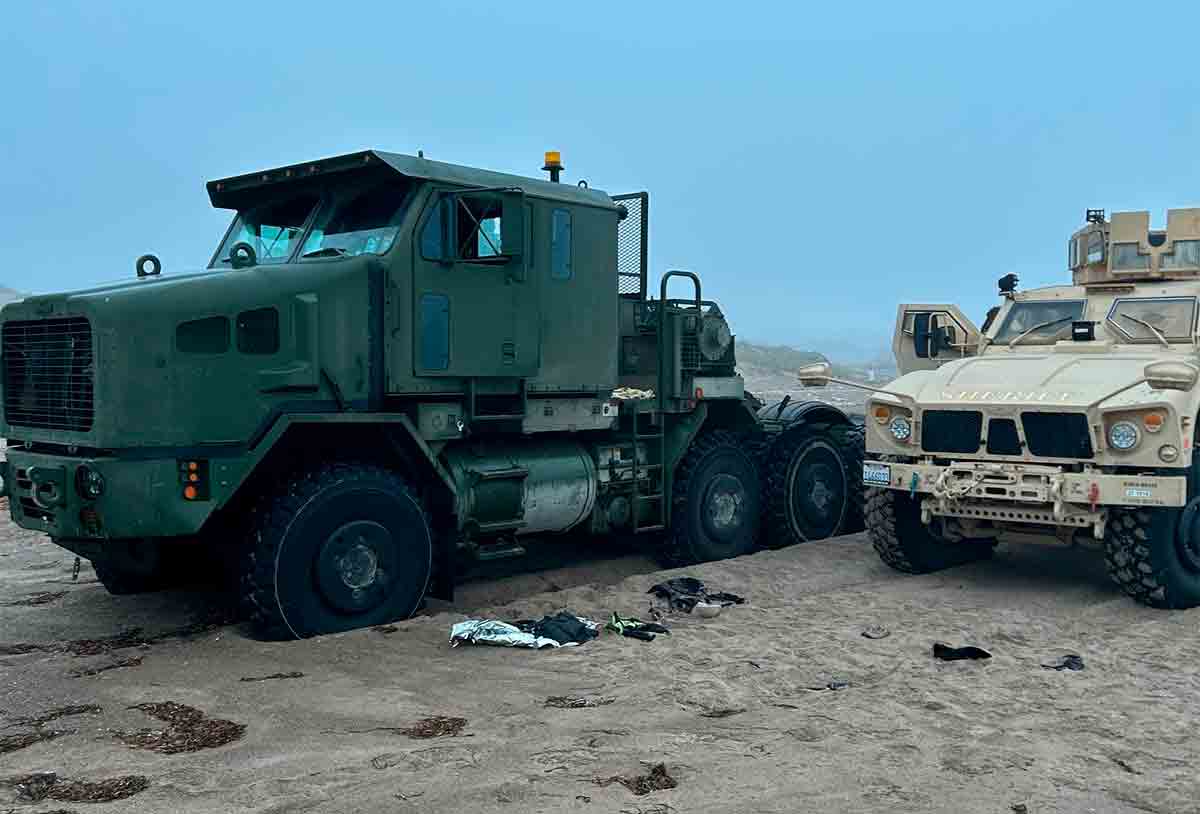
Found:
<box><xmin>865</xmin><ymin>486</ymin><xmax>993</xmax><ymax>573</ymax></box>
<box><xmin>762</xmin><ymin>423</ymin><xmax>863</xmax><ymax>548</ymax></box>
<box><xmin>241</xmin><ymin>463</ymin><xmax>433</xmax><ymax>640</ymax></box>
<box><xmin>835</xmin><ymin>422</ymin><xmax>866</xmax><ymax>533</ymax></box>
<box><xmin>1104</xmin><ymin>506</ymin><xmax>1200</xmax><ymax>609</ymax></box>
<box><xmin>660</xmin><ymin>430</ymin><xmax>762</xmax><ymax>567</ymax></box>
<box><xmin>91</xmin><ymin>539</ymin><xmax>193</xmax><ymax>596</ymax></box>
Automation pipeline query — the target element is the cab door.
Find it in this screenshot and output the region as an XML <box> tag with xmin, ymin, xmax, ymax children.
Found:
<box><xmin>412</xmin><ymin>188</ymin><xmax>540</xmax><ymax>377</ymax></box>
<box><xmin>893</xmin><ymin>303</ymin><xmax>981</xmax><ymax>375</ymax></box>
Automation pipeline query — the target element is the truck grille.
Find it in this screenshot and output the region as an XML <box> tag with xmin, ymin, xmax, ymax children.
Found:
<box><xmin>3</xmin><ymin>317</ymin><xmax>95</xmax><ymax>432</ymax></box>
<box><xmin>985</xmin><ymin>418</ymin><xmax>1022</xmax><ymax>455</ymax></box>
<box><xmin>1021</xmin><ymin>412</ymin><xmax>1093</xmax><ymax>459</ymax></box>
<box><xmin>921</xmin><ymin>410</ymin><xmax>982</xmax><ymax>454</ymax></box>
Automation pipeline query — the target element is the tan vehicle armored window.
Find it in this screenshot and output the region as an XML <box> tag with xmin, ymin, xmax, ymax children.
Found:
<box><xmin>992</xmin><ymin>299</ymin><xmax>1086</xmax><ymax>344</ymax></box>
<box><xmin>1105</xmin><ymin>297</ymin><xmax>1197</xmax><ymax>343</ymax></box>
<box><xmin>1160</xmin><ymin>240</ymin><xmax>1200</xmax><ymax>270</ymax></box>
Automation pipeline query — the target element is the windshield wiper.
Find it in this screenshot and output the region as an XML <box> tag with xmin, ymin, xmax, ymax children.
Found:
<box><xmin>1008</xmin><ymin>315</ymin><xmax>1076</xmax><ymax>348</ymax></box>
<box><xmin>301</xmin><ymin>247</ymin><xmax>348</xmax><ymax>259</ymax></box>
<box><xmin>1114</xmin><ymin>311</ymin><xmax>1170</xmax><ymax>348</ymax></box>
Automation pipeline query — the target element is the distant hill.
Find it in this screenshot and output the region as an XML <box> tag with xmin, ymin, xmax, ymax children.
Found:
<box><xmin>0</xmin><ymin>287</ymin><xmax>24</xmax><ymax>305</ymax></box>
<box><xmin>736</xmin><ymin>340</ymin><xmax>896</xmax><ymax>415</ymax></box>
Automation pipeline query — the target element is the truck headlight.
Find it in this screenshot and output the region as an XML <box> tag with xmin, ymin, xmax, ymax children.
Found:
<box><xmin>1108</xmin><ymin>421</ymin><xmax>1140</xmax><ymax>451</ymax></box>
<box><xmin>889</xmin><ymin>416</ymin><xmax>913</xmax><ymax>442</ymax></box>
<box><xmin>1159</xmin><ymin>444</ymin><xmax>1180</xmax><ymax>462</ymax></box>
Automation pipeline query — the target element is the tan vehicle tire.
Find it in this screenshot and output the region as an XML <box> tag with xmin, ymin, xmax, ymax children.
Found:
<box><xmin>865</xmin><ymin>486</ymin><xmax>993</xmax><ymax>573</ymax></box>
<box><xmin>1104</xmin><ymin>507</ymin><xmax>1200</xmax><ymax>609</ymax></box>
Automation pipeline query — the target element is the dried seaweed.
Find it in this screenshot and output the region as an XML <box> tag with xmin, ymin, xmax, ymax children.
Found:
<box><xmin>0</xmin><ymin>642</ymin><xmax>53</xmax><ymax>656</ymax></box>
<box><xmin>399</xmin><ymin>716</ymin><xmax>467</xmax><ymax>739</ymax></box>
<box><xmin>595</xmin><ymin>763</ymin><xmax>677</xmax><ymax>796</ymax></box>
<box><xmin>239</xmin><ymin>671</ymin><xmax>304</xmax><ymax>683</ymax></box>
<box><xmin>4</xmin><ymin>591</ymin><xmax>67</xmax><ymax>607</ymax></box>
<box><xmin>47</xmin><ymin>775</ymin><xmax>149</xmax><ymax>803</ymax></box>
<box><xmin>698</xmin><ymin>708</ymin><xmax>745</xmax><ymax>718</ymax></box>
<box><xmin>115</xmin><ymin>702</ymin><xmax>245</xmax><ymax>754</ymax></box>
<box><xmin>68</xmin><ymin>656</ymin><xmax>143</xmax><ymax>678</ymax></box>
<box><xmin>0</xmin><ymin>729</ymin><xmax>70</xmax><ymax>755</ymax></box>
<box><xmin>372</xmin><ymin>625</ymin><xmax>399</xmax><ymax>634</ymax></box>
<box><xmin>545</xmin><ymin>696</ymin><xmax>616</xmax><ymax>709</ymax></box>
<box><xmin>65</xmin><ymin>629</ymin><xmax>154</xmax><ymax>657</ymax></box>
<box><xmin>9</xmin><ymin>704</ymin><xmax>100</xmax><ymax>727</ymax></box>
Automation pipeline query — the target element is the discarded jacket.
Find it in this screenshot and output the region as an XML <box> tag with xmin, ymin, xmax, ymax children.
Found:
<box><xmin>450</xmin><ymin>614</ymin><xmax>599</xmax><ymax>650</ymax></box>
<box><xmin>515</xmin><ymin>611</ymin><xmax>600</xmax><ymax>646</ymax></box>
<box><xmin>647</xmin><ymin>577</ymin><xmax>746</xmax><ymax>613</ymax></box>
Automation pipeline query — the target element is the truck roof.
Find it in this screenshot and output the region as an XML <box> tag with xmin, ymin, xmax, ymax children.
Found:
<box><xmin>206</xmin><ymin>149</ymin><xmax>617</xmax><ymax>210</ymax></box>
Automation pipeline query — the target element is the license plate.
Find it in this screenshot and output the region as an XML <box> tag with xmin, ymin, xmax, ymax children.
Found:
<box><xmin>863</xmin><ymin>462</ymin><xmax>891</xmax><ymax>486</ymax></box>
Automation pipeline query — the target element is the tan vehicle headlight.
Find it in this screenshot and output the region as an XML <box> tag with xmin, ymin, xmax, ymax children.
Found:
<box><xmin>1108</xmin><ymin>421</ymin><xmax>1140</xmax><ymax>451</ymax></box>
<box><xmin>889</xmin><ymin>415</ymin><xmax>913</xmax><ymax>442</ymax></box>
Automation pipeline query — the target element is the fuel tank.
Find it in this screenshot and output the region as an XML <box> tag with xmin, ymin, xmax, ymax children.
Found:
<box><xmin>443</xmin><ymin>440</ymin><xmax>598</xmax><ymax>537</ymax></box>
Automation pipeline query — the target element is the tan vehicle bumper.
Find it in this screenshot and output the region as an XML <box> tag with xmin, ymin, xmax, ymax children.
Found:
<box><xmin>863</xmin><ymin>459</ymin><xmax>1188</xmax><ymax>538</ymax></box>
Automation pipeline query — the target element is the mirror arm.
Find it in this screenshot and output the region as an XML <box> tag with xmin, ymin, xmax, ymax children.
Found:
<box><xmin>803</xmin><ymin>374</ymin><xmax>918</xmax><ymax>409</ymax></box>
<box><xmin>1086</xmin><ymin>377</ymin><xmax>1147</xmax><ymax>410</ymax></box>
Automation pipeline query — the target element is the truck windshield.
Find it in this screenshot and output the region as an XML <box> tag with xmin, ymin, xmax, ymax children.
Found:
<box><xmin>300</xmin><ymin>180</ymin><xmax>413</xmax><ymax>260</ymax></box>
<box><xmin>213</xmin><ymin>192</ymin><xmax>319</xmax><ymax>267</ymax></box>
<box><xmin>992</xmin><ymin>300</ymin><xmax>1086</xmax><ymax>344</ymax></box>
<box><xmin>1106</xmin><ymin>297</ymin><xmax>1197</xmax><ymax>343</ymax></box>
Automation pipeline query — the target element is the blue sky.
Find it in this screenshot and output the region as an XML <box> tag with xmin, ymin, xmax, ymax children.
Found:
<box><xmin>2</xmin><ymin>1</ymin><xmax>1198</xmax><ymax>359</ymax></box>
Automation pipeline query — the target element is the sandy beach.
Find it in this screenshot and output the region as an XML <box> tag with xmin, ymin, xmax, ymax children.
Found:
<box><xmin>2</xmin><ymin>513</ymin><xmax>1197</xmax><ymax>814</ymax></box>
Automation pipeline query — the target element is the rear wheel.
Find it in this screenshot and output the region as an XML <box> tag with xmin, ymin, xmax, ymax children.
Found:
<box><xmin>866</xmin><ymin>486</ymin><xmax>993</xmax><ymax>573</ymax></box>
<box><xmin>241</xmin><ymin>463</ymin><xmax>433</xmax><ymax>640</ymax></box>
<box><xmin>660</xmin><ymin>430</ymin><xmax>762</xmax><ymax>566</ymax></box>
<box><xmin>764</xmin><ymin>423</ymin><xmax>862</xmax><ymax>548</ymax></box>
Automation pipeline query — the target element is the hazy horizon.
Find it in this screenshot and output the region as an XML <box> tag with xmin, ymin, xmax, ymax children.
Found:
<box><xmin>3</xmin><ymin>1</ymin><xmax>1199</xmax><ymax>349</ymax></box>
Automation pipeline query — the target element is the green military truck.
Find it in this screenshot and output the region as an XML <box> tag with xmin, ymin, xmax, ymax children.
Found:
<box><xmin>0</xmin><ymin>149</ymin><xmax>862</xmax><ymax>638</ymax></box>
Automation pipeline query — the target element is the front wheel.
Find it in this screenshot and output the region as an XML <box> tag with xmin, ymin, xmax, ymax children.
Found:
<box><xmin>1105</xmin><ymin>506</ymin><xmax>1200</xmax><ymax>609</ymax></box>
<box><xmin>659</xmin><ymin>430</ymin><xmax>762</xmax><ymax>567</ymax></box>
<box><xmin>240</xmin><ymin>463</ymin><xmax>433</xmax><ymax>639</ymax></box>
<box><xmin>865</xmin><ymin>487</ymin><xmax>993</xmax><ymax>573</ymax></box>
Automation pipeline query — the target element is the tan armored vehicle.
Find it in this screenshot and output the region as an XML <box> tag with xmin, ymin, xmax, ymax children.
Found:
<box><xmin>802</xmin><ymin>208</ymin><xmax>1200</xmax><ymax>608</ymax></box>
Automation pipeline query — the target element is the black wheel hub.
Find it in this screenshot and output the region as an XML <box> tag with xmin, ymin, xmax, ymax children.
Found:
<box><xmin>701</xmin><ymin>473</ymin><xmax>748</xmax><ymax>543</ymax></box>
<box><xmin>789</xmin><ymin>445</ymin><xmax>846</xmax><ymax>540</ymax></box>
<box><xmin>316</xmin><ymin>520</ymin><xmax>396</xmax><ymax>614</ymax></box>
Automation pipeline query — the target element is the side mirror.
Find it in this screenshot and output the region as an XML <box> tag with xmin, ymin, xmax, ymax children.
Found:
<box><xmin>913</xmin><ymin>312</ymin><xmax>934</xmax><ymax>358</ymax></box>
<box><xmin>1145</xmin><ymin>360</ymin><xmax>1199</xmax><ymax>391</ymax></box>
<box><xmin>937</xmin><ymin>323</ymin><xmax>957</xmax><ymax>351</ymax></box>
<box><xmin>797</xmin><ymin>361</ymin><xmax>832</xmax><ymax>387</ymax></box>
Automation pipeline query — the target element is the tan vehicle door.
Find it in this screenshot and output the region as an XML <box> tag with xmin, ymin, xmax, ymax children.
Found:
<box><xmin>893</xmin><ymin>304</ymin><xmax>981</xmax><ymax>375</ymax></box>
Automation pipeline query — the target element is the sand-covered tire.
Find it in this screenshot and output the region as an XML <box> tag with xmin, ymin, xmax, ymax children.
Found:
<box><xmin>241</xmin><ymin>463</ymin><xmax>433</xmax><ymax>640</ymax></box>
<box><xmin>762</xmin><ymin>423</ymin><xmax>860</xmax><ymax>548</ymax></box>
<box><xmin>1104</xmin><ymin>506</ymin><xmax>1200</xmax><ymax>609</ymax></box>
<box><xmin>660</xmin><ymin>430</ymin><xmax>762</xmax><ymax>567</ymax></box>
<box><xmin>865</xmin><ymin>486</ymin><xmax>992</xmax><ymax>573</ymax></box>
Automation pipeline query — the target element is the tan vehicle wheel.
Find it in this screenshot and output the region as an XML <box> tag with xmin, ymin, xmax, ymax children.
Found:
<box><xmin>1105</xmin><ymin>507</ymin><xmax>1200</xmax><ymax>609</ymax></box>
<box><xmin>865</xmin><ymin>486</ymin><xmax>993</xmax><ymax>573</ymax></box>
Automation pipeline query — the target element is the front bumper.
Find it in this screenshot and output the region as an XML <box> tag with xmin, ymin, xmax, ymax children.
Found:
<box><xmin>4</xmin><ymin>450</ymin><xmax>227</xmax><ymax>540</ymax></box>
<box><xmin>863</xmin><ymin>458</ymin><xmax>1188</xmax><ymax>536</ymax></box>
